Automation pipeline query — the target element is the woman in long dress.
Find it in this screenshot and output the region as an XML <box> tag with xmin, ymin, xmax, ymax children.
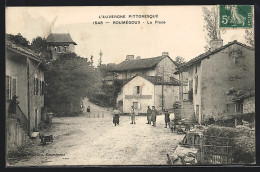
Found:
<box><xmin>113</xmin><ymin>107</ymin><xmax>121</xmax><ymax>126</ymax></box>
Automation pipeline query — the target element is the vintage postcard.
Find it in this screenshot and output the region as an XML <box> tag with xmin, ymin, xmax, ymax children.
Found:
<box><xmin>5</xmin><ymin>5</ymin><xmax>255</xmax><ymax>166</ymax></box>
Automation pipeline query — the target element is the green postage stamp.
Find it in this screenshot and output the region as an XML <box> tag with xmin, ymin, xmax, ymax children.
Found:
<box><xmin>219</xmin><ymin>5</ymin><xmax>253</xmax><ymax>28</ymax></box>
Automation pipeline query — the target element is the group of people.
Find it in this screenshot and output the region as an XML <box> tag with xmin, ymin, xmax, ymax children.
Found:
<box><xmin>112</xmin><ymin>105</ymin><xmax>173</xmax><ymax>128</ymax></box>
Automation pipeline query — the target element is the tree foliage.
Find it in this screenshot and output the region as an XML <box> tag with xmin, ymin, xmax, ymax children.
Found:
<box><xmin>202</xmin><ymin>7</ymin><xmax>221</xmax><ymax>51</ymax></box>
<box><xmin>244</xmin><ymin>29</ymin><xmax>254</xmax><ymax>47</ymax></box>
<box><xmin>174</xmin><ymin>56</ymin><xmax>185</xmax><ymax>66</ymax></box>
<box><xmin>30</xmin><ymin>36</ymin><xmax>52</xmax><ymax>61</ymax></box>
<box><xmin>44</xmin><ymin>53</ymin><xmax>98</xmax><ymax>114</ymax></box>
<box><xmin>6</xmin><ymin>33</ymin><xmax>30</xmax><ymax>48</ymax></box>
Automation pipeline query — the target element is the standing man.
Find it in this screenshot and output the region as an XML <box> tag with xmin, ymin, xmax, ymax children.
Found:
<box><xmin>164</xmin><ymin>109</ymin><xmax>170</xmax><ymax>128</ymax></box>
<box><xmin>130</xmin><ymin>106</ymin><xmax>136</xmax><ymax>124</ymax></box>
<box><xmin>151</xmin><ymin>106</ymin><xmax>158</xmax><ymax>127</ymax></box>
<box><xmin>87</xmin><ymin>106</ymin><xmax>91</xmax><ymax>117</ymax></box>
<box><xmin>146</xmin><ymin>106</ymin><xmax>152</xmax><ymax>124</ymax></box>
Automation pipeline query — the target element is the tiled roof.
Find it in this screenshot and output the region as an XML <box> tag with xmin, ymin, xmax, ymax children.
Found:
<box><xmin>125</xmin><ymin>75</ymin><xmax>181</xmax><ymax>86</ymax></box>
<box><xmin>103</xmin><ymin>75</ymin><xmax>114</xmax><ymax>81</ymax></box>
<box><xmin>110</xmin><ymin>56</ymin><xmax>177</xmax><ymax>72</ymax></box>
<box><xmin>5</xmin><ymin>38</ymin><xmax>48</xmax><ymax>71</ymax></box>
<box><xmin>232</xmin><ymin>90</ymin><xmax>255</xmax><ymax>101</ymax></box>
<box><xmin>46</xmin><ymin>33</ymin><xmax>77</xmax><ymax>45</ymax></box>
<box><xmin>175</xmin><ymin>40</ymin><xmax>254</xmax><ymax>74</ymax></box>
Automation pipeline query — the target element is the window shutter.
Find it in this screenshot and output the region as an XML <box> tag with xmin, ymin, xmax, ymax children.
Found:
<box><xmin>42</xmin><ymin>81</ymin><xmax>46</xmax><ymax>95</ymax></box>
<box><xmin>138</xmin><ymin>102</ymin><xmax>141</xmax><ymax>109</ymax></box>
<box><xmin>34</xmin><ymin>77</ymin><xmax>36</xmax><ymax>95</ymax></box>
<box><xmin>6</xmin><ymin>76</ymin><xmax>11</xmax><ymax>100</ymax></box>
<box><xmin>133</xmin><ymin>86</ymin><xmax>136</xmax><ymax>95</ymax></box>
<box><xmin>12</xmin><ymin>78</ymin><xmax>17</xmax><ymax>97</ymax></box>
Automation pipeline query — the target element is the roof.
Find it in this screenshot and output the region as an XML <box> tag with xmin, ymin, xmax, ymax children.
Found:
<box><xmin>5</xmin><ymin>38</ymin><xmax>48</xmax><ymax>71</ymax></box>
<box><xmin>110</xmin><ymin>56</ymin><xmax>177</xmax><ymax>72</ymax></box>
<box><xmin>103</xmin><ymin>75</ymin><xmax>114</xmax><ymax>81</ymax></box>
<box><xmin>175</xmin><ymin>40</ymin><xmax>254</xmax><ymax>74</ymax></box>
<box><xmin>232</xmin><ymin>90</ymin><xmax>255</xmax><ymax>101</ymax></box>
<box><xmin>46</xmin><ymin>33</ymin><xmax>77</xmax><ymax>45</ymax></box>
<box><xmin>125</xmin><ymin>75</ymin><xmax>181</xmax><ymax>86</ymax></box>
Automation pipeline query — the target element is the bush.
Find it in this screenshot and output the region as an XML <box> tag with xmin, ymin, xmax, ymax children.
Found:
<box><xmin>203</xmin><ymin>126</ymin><xmax>255</xmax><ymax>163</ymax></box>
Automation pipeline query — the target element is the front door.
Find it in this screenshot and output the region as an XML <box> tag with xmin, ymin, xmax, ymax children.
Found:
<box><xmin>35</xmin><ymin>109</ymin><xmax>38</xmax><ymax>129</ymax></box>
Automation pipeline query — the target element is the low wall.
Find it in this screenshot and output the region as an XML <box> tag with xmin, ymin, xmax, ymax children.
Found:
<box><xmin>6</xmin><ymin>118</ymin><xmax>30</xmax><ymax>153</ymax></box>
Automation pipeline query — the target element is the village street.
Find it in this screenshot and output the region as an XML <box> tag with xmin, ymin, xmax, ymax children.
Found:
<box><xmin>10</xmin><ymin>99</ymin><xmax>185</xmax><ymax>166</ymax></box>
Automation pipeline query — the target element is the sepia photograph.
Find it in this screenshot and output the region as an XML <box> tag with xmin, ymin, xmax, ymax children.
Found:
<box><xmin>5</xmin><ymin>5</ymin><xmax>255</xmax><ymax>166</ymax></box>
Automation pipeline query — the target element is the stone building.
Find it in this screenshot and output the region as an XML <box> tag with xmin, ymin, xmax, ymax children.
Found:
<box><xmin>6</xmin><ymin>37</ymin><xmax>48</xmax><ymax>151</ymax></box>
<box><xmin>111</xmin><ymin>53</ymin><xmax>181</xmax><ymax>113</ymax></box>
<box><xmin>110</xmin><ymin>52</ymin><xmax>178</xmax><ymax>82</ymax></box>
<box><xmin>46</xmin><ymin>33</ymin><xmax>77</xmax><ymax>60</ymax></box>
<box><xmin>175</xmin><ymin>40</ymin><xmax>255</xmax><ymax>124</ymax></box>
<box><xmin>116</xmin><ymin>75</ymin><xmax>180</xmax><ymax>114</ymax></box>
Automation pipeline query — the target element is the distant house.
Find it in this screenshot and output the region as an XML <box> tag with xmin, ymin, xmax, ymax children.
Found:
<box><xmin>117</xmin><ymin>75</ymin><xmax>180</xmax><ymax>114</ymax></box>
<box><xmin>6</xmin><ymin>37</ymin><xmax>48</xmax><ymax>150</ymax></box>
<box><xmin>110</xmin><ymin>52</ymin><xmax>179</xmax><ymax>82</ymax></box>
<box><xmin>175</xmin><ymin>40</ymin><xmax>255</xmax><ymax>124</ymax></box>
<box><xmin>103</xmin><ymin>75</ymin><xmax>114</xmax><ymax>85</ymax></box>
<box><xmin>46</xmin><ymin>33</ymin><xmax>77</xmax><ymax>60</ymax></box>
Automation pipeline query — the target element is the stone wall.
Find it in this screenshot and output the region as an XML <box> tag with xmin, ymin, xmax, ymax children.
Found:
<box><xmin>6</xmin><ymin>119</ymin><xmax>30</xmax><ymax>153</ymax></box>
<box><xmin>243</xmin><ymin>96</ymin><xmax>255</xmax><ymax>113</ymax></box>
<box><xmin>28</xmin><ymin>59</ymin><xmax>45</xmax><ymax>133</ymax></box>
<box><xmin>200</xmin><ymin>44</ymin><xmax>255</xmax><ymax>122</ymax></box>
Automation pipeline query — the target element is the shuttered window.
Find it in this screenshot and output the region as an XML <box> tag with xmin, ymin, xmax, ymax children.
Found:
<box><xmin>133</xmin><ymin>86</ymin><xmax>141</xmax><ymax>95</ymax></box>
<box><xmin>195</xmin><ymin>76</ymin><xmax>198</xmax><ymax>94</ymax></box>
<box><xmin>6</xmin><ymin>75</ymin><xmax>17</xmax><ymax>100</ymax></box>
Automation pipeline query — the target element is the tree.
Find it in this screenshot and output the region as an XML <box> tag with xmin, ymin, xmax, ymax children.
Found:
<box><xmin>174</xmin><ymin>56</ymin><xmax>185</xmax><ymax>66</ymax></box>
<box><xmin>44</xmin><ymin>53</ymin><xmax>98</xmax><ymax>115</ymax></box>
<box><xmin>90</xmin><ymin>55</ymin><xmax>94</xmax><ymax>66</ymax></box>
<box><xmin>30</xmin><ymin>36</ymin><xmax>52</xmax><ymax>61</ymax></box>
<box><xmin>98</xmin><ymin>50</ymin><xmax>103</xmax><ymax>66</ymax></box>
<box><xmin>202</xmin><ymin>7</ymin><xmax>221</xmax><ymax>51</ymax></box>
<box><xmin>244</xmin><ymin>29</ymin><xmax>254</xmax><ymax>47</ymax></box>
<box><xmin>6</xmin><ymin>33</ymin><xmax>30</xmax><ymax>48</ymax></box>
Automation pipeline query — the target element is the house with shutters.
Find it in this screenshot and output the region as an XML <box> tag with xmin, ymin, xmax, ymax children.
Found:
<box><xmin>110</xmin><ymin>53</ymin><xmax>178</xmax><ymax>82</ymax></box>
<box><xmin>174</xmin><ymin>39</ymin><xmax>255</xmax><ymax>124</ymax></box>
<box><xmin>116</xmin><ymin>75</ymin><xmax>180</xmax><ymax>114</ymax></box>
<box><xmin>110</xmin><ymin>53</ymin><xmax>181</xmax><ymax>113</ymax></box>
<box><xmin>6</xmin><ymin>37</ymin><xmax>48</xmax><ymax>151</ymax></box>
<box><xmin>46</xmin><ymin>33</ymin><xmax>77</xmax><ymax>60</ymax></box>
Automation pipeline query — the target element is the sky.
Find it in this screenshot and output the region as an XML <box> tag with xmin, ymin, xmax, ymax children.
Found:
<box><xmin>6</xmin><ymin>6</ymin><xmax>252</xmax><ymax>66</ymax></box>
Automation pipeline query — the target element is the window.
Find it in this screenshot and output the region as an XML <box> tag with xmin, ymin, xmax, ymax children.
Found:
<box><xmin>235</xmin><ymin>103</ymin><xmax>243</xmax><ymax>113</ymax></box>
<box><xmin>54</xmin><ymin>46</ymin><xmax>57</xmax><ymax>52</ymax></box>
<box><xmin>35</xmin><ymin>109</ymin><xmax>38</xmax><ymax>128</ymax></box>
<box><xmin>227</xmin><ymin>103</ymin><xmax>236</xmax><ymax>114</ymax></box>
<box><xmin>195</xmin><ymin>65</ymin><xmax>197</xmax><ymax>73</ymax></box>
<box><xmin>194</xmin><ymin>76</ymin><xmax>198</xmax><ymax>94</ymax></box>
<box><xmin>6</xmin><ymin>75</ymin><xmax>17</xmax><ymax>100</ymax></box>
<box><xmin>134</xmin><ymin>86</ymin><xmax>141</xmax><ymax>95</ymax></box>
<box><xmin>133</xmin><ymin>102</ymin><xmax>141</xmax><ymax>110</ymax></box>
<box><xmin>58</xmin><ymin>46</ymin><xmax>61</xmax><ymax>52</ymax></box>
<box><xmin>64</xmin><ymin>46</ymin><xmax>67</xmax><ymax>52</ymax></box>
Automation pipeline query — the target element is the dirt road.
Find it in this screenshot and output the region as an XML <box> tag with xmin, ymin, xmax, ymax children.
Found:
<box><xmin>9</xmin><ymin>100</ymin><xmax>184</xmax><ymax>166</ymax></box>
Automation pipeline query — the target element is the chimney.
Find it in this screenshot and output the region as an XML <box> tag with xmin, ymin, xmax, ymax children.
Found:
<box><xmin>210</xmin><ymin>39</ymin><xmax>223</xmax><ymax>51</ymax></box>
<box><xmin>162</xmin><ymin>52</ymin><xmax>169</xmax><ymax>57</ymax></box>
<box><xmin>135</xmin><ymin>56</ymin><xmax>141</xmax><ymax>60</ymax></box>
<box><xmin>126</xmin><ymin>55</ymin><xmax>134</xmax><ymax>61</ymax></box>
